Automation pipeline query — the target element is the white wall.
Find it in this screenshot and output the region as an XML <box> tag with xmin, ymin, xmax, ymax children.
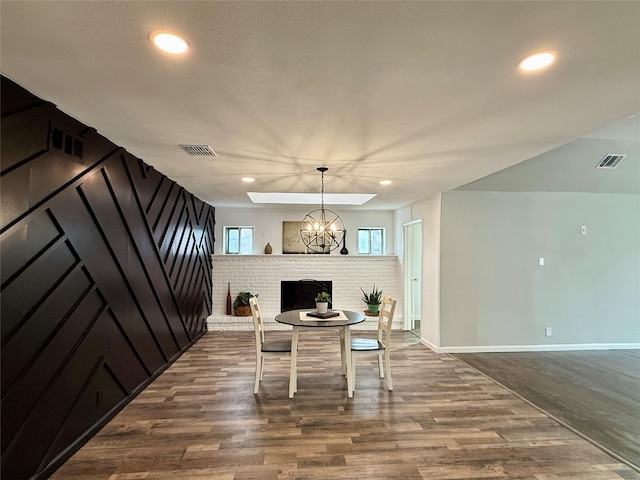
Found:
<box><xmin>394</xmin><ymin>206</ymin><xmax>412</xmax><ymax>325</ymax></box>
<box><xmin>410</xmin><ymin>195</ymin><xmax>441</xmax><ymax>349</ymax></box>
<box><xmin>214</xmin><ymin>207</ymin><xmax>395</xmax><ymax>255</ymax></box>
<box><xmin>438</xmin><ymin>191</ymin><xmax>640</xmax><ymax>351</ymax></box>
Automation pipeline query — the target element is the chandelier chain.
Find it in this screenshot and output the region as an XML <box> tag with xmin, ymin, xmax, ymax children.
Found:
<box><xmin>320</xmin><ymin>170</ymin><xmax>325</xmax><ymax>210</ymax></box>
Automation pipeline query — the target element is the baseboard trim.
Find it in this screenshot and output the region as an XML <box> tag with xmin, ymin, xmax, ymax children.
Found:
<box><xmin>420</xmin><ymin>338</ymin><xmax>440</xmax><ymax>352</ymax></box>
<box><xmin>421</xmin><ymin>342</ymin><xmax>640</xmax><ymax>354</ymax></box>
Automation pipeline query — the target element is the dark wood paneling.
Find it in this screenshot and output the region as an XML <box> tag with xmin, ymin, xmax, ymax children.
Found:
<box><xmin>0</xmin><ymin>76</ymin><xmax>215</xmax><ymax>480</ymax></box>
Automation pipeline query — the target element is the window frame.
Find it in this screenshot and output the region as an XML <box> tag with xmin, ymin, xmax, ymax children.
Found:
<box><xmin>224</xmin><ymin>226</ymin><xmax>254</xmax><ymax>255</ymax></box>
<box><xmin>357</xmin><ymin>227</ymin><xmax>385</xmax><ymax>255</ymax></box>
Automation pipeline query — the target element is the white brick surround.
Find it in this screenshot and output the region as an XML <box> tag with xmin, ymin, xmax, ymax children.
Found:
<box><xmin>207</xmin><ymin>255</ymin><xmax>402</xmax><ymax>331</ymax></box>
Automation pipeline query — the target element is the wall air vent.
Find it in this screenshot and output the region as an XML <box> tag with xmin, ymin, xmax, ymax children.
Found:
<box><xmin>179</xmin><ymin>144</ymin><xmax>217</xmax><ymax>157</ymax></box>
<box><xmin>596</xmin><ymin>154</ymin><xmax>626</xmax><ymax>169</ymax></box>
<box><xmin>50</xmin><ymin>126</ymin><xmax>83</xmax><ymax>162</ymax></box>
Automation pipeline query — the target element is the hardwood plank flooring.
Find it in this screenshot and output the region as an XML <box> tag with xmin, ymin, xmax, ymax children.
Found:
<box><xmin>452</xmin><ymin>350</ymin><xmax>640</xmax><ymax>470</ymax></box>
<box><xmin>51</xmin><ymin>331</ymin><xmax>640</xmax><ymax>480</ymax></box>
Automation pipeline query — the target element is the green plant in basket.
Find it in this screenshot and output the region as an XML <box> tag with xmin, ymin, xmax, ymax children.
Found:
<box><xmin>233</xmin><ymin>291</ymin><xmax>256</xmax><ymax>316</ymax></box>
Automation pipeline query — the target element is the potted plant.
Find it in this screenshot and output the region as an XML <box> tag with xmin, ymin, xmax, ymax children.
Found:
<box><xmin>233</xmin><ymin>291</ymin><xmax>256</xmax><ymax>316</ymax></box>
<box><xmin>360</xmin><ymin>284</ymin><xmax>382</xmax><ymax>315</ymax></box>
<box><xmin>315</xmin><ymin>291</ymin><xmax>331</xmax><ymax>314</ymax></box>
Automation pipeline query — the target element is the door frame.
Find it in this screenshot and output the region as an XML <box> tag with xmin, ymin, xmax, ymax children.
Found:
<box><xmin>403</xmin><ymin>220</ymin><xmax>422</xmax><ymax>331</ymax></box>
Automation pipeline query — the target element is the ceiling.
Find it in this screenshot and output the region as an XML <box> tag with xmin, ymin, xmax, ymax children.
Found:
<box><xmin>1</xmin><ymin>1</ymin><xmax>639</xmax><ymax>210</ymax></box>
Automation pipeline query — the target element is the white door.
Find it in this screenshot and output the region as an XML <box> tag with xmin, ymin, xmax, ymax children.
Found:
<box><xmin>404</xmin><ymin>221</ymin><xmax>422</xmax><ymax>330</ymax></box>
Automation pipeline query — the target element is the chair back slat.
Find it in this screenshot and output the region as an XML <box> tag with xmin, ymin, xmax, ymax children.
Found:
<box><xmin>250</xmin><ymin>296</ymin><xmax>264</xmax><ymax>347</ymax></box>
<box><xmin>377</xmin><ymin>295</ymin><xmax>396</xmax><ymax>347</ymax></box>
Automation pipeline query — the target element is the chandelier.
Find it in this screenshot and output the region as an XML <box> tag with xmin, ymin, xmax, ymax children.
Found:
<box><xmin>300</xmin><ymin>167</ymin><xmax>345</xmax><ymax>254</ymax></box>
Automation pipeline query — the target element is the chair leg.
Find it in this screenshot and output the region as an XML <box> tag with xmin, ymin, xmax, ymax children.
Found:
<box><xmin>254</xmin><ymin>354</ymin><xmax>262</xmax><ymax>394</ymax></box>
<box><xmin>385</xmin><ymin>349</ymin><xmax>393</xmax><ymax>391</ymax></box>
<box><xmin>377</xmin><ymin>352</ymin><xmax>384</xmax><ymax>378</ymax></box>
<box><xmin>260</xmin><ymin>356</ymin><xmax>265</xmax><ymax>380</ymax></box>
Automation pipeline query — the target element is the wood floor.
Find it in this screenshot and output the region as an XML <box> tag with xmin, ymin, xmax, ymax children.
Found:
<box><xmin>51</xmin><ymin>331</ymin><xmax>640</xmax><ymax>480</ymax></box>
<box><xmin>453</xmin><ymin>350</ymin><xmax>640</xmax><ymax>470</ymax></box>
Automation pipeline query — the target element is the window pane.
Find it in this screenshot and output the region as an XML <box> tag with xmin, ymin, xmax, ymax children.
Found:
<box><xmin>358</xmin><ymin>229</ymin><xmax>370</xmax><ymax>254</ymax></box>
<box><xmin>239</xmin><ymin>228</ymin><xmax>253</xmax><ymax>254</ymax></box>
<box><xmin>227</xmin><ymin>228</ymin><xmax>239</xmax><ymax>254</ymax></box>
<box><xmin>371</xmin><ymin>229</ymin><xmax>383</xmax><ymax>254</ymax></box>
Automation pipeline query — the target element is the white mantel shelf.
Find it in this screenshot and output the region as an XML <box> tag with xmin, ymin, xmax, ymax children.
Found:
<box><xmin>207</xmin><ymin>254</ymin><xmax>402</xmax><ymax>332</ymax></box>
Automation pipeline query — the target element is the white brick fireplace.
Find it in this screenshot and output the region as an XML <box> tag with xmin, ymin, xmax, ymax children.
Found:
<box><xmin>207</xmin><ymin>255</ymin><xmax>402</xmax><ymax>331</ymax></box>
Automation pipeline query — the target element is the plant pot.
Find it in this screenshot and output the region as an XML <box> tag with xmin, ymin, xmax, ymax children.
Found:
<box><xmin>367</xmin><ymin>304</ymin><xmax>380</xmax><ymax>315</ymax></box>
<box><xmin>316</xmin><ymin>302</ymin><xmax>328</xmax><ymax>314</ymax></box>
<box><xmin>234</xmin><ymin>305</ymin><xmax>252</xmax><ymax>316</ymax></box>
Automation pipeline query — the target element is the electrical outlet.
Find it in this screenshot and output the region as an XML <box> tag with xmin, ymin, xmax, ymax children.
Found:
<box><xmin>581</xmin><ymin>225</ymin><xmax>587</xmax><ymax>235</ymax></box>
<box><xmin>545</xmin><ymin>327</ymin><xmax>552</xmax><ymax>336</ymax></box>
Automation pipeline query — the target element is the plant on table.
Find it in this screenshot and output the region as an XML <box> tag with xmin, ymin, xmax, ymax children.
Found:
<box><xmin>315</xmin><ymin>291</ymin><xmax>331</xmax><ymax>314</ymax></box>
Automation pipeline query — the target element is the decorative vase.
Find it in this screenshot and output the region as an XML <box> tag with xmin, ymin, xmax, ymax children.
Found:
<box><xmin>316</xmin><ymin>302</ymin><xmax>328</xmax><ymax>314</ymax></box>
<box><xmin>340</xmin><ymin>231</ymin><xmax>348</xmax><ymax>255</ymax></box>
<box><xmin>264</xmin><ymin>242</ymin><xmax>272</xmax><ymax>254</ymax></box>
<box><xmin>226</xmin><ymin>282</ymin><xmax>232</xmax><ymax>315</ymax></box>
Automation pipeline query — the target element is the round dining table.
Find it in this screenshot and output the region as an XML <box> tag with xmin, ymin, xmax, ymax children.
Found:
<box><xmin>275</xmin><ymin>309</ymin><xmax>365</xmax><ymax>398</ymax></box>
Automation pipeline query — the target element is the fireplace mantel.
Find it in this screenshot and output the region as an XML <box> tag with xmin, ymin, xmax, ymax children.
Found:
<box><xmin>207</xmin><ymin>255</ymin><xmax>401</xmax><ymax>331</ymax></box>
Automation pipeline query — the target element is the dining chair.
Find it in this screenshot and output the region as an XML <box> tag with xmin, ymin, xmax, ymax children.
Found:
<box><xmin>250</xmin><ymin>296</ymin><xmax>295</xmax><ymax>394</ymax></box>
<box><xmin>350</xmin><ymin>295</ymin><xmax>397</xmax><ymax>391</ymax></box>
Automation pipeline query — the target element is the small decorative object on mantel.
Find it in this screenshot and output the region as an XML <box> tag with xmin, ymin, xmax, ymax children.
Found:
<box><xmin>340</xmin><ymin>230</ymin><xmax>348</xmax><ymax>255</ymax></box>
<box><xmin>315</xmin><ymin>291</ymin><xmax>331</xmax><ymax>314</ymax></box>
<box><xmin>360</xmin><ymin>284</ymin><xmax>382</xmax><ymax>315</ymax></box>
<box><xmin>233</xmin><ymin>291</ymin><xmax>256</xmax><ymax>316</ymax></box>
<box><xmin>226</xmin><ymin>282</ymin><xmax>232</xmax><ymax>315</ymax></box>
<box><xmin>264</xmin><ymin>242</ymin><xmax>272</xmax><ymax>254</ymax></box>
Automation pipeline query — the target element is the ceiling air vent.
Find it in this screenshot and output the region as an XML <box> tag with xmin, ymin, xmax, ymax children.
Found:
<box><xmin>179</xmin><ymin>144</ymin><xmax>216</xmax><ymax>157</ymax></box>
<box><xmin>596</xmin><ymin>154</ymin><xmax>626</xmax><ymax>169</ymax></box>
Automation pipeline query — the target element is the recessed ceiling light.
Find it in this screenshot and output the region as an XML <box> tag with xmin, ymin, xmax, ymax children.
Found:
<box><xmin>379</xmin><ymin>180</ymin><xmax>392</xmax><ymax>186</ymax></box>
<box><xmin>150</xmin><ymin>31</ymin><xmax>190</xmax><ymax>54</ymax></box>
<box><xmin>518</xmin><ymin>51</ymin><xmax>556</xmax><ymax>71</ymax></box>
<box><xmin>241</xmin><ymin>177</ymin><xmax>255</xmax><ymax>183</ymax></box>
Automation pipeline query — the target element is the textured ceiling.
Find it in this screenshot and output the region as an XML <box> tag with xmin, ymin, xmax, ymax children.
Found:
<box><xmin>1</xmin><ymin>1</ymin><xmax>638</xmax><ymax>210</ymax></box>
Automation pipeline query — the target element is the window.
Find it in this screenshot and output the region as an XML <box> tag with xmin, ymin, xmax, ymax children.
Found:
<box><xmin>224</xmin><ymin>227</ymin><xmax>253</xmax><ymax>254</ymax></box>
<box><xmin>357</xmin><ymin>227</ymin><xmax>384</xmax><ymax>255</ymax></box>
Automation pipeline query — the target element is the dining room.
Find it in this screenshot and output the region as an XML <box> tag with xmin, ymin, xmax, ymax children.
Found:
<box><xmin>2</xmin><ymin>1</ymin><xmax>640</xmax><ymax>479</ymax></box>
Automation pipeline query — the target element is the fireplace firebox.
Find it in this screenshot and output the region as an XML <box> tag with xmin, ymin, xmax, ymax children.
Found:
<box><xmin>281</xmin><ymin>280</ymin><xmax>332</xmax><ymax>312</ymax></box>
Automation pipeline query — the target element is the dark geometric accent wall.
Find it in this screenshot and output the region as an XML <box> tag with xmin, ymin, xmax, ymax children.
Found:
<box><xmin>0</xmin><ymin>76</ymin><xmax>215</xmax><ymax>480</ymax></box>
